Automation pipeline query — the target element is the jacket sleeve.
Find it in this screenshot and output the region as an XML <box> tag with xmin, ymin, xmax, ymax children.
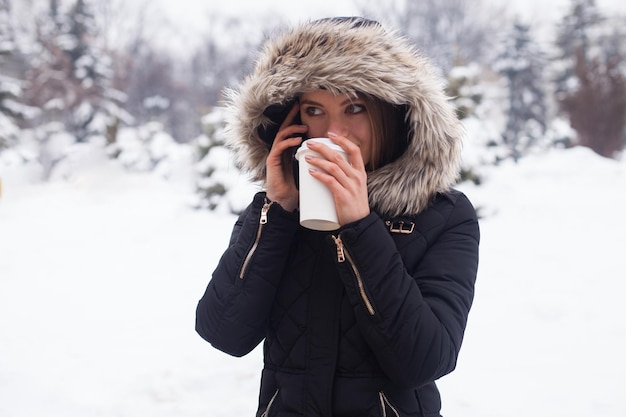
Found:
<box><xmin>195</xmin><ymin>192</ymin><xmax>300</xmax><ymax>357</ymax></box>
<box><xmin>335</xmin><ymin>191</ymin><xmax>479</xmax><ymax>388</ymax></box>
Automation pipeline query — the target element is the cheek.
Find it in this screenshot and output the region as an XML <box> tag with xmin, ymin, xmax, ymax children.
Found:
<box><xmin>301</xmin><ymin>117</ymin><xmax>325</xmax><ymax>137</ymax></box>
<box><xmin>361</xmin><ymin>136</ymin><xmax>374</xmax><ymax>164</ymax></box>
<box><xmin>360</xmin><ymin>143</ymin><xmax>372</xmax><ymax>164</ymax></box>
<box><xmin>351</xmin><ymin>120</ymin><xmax>373</xmax><ymax>150</ymax></box>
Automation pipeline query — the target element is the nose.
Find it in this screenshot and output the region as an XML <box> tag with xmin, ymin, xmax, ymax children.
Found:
<box><xmin>326</xmin><ymin>114</ymin><xmax>349</xmax><ymax>137</ymax></box>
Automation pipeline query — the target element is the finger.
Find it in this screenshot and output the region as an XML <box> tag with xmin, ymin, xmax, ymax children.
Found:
<box><xmin>269</xmin><ymin>136</ymin><xmax>303</xmax><ymax>158</ymax></box>
<box><xmin>273</xmin><ymin>107</ymin><xmax>307</xmax><ymax>149</ymax></box>
<box><xmin>305</xmin><ymin>148</ymin><xmax>348</xmax><ymax>176</ymax></box>
<box><xmin>306</xmin><ymin>137</ymin><xmax>359</xmax><ymax>176</ymax></box>
<box><xmin>279</xmin><ymin>102</ymin><xmax>301</xmax><ymax>130</ymax></box>
<box><xmin>275</xmin><ymin>124</ymin><xmax>308</xmax><ymax>143</ymax></box>
<box><xmin>304</xmin><ymin>154</ymin><xmax>351</xmax><ymax>190</ymax></box>
<box><xmin>305</xmin><ymin>142</ymin><xmax>368</xmax><ymax>196</ymax></box>
<box><xmin>307</xmin><ymin>158</ymin><xmax>369</xmax><ymax>221</ymax></box>
<box><xmin>326</xmin><ymin>132</ymin><xmax>366</xmax><ymax>172</ymax></box>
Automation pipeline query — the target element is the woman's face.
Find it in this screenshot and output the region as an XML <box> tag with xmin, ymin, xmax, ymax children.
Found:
<box><xmin>299</xmin><ymin>90</ymin><xmax>372</xmax><ymax>164</ymax></box>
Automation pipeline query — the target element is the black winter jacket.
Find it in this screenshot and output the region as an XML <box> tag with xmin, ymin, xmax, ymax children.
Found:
<box><xmin>196</xmin><ymin>189</ymin><xmax>479</xmax><ymax>416</ymax></box>
<box><xmin>196</xmin><ymin>17</ymin><xmax>480</xmax><ymax>417</ymax></box>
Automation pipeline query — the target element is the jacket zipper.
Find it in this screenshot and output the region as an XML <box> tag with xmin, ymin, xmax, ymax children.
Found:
<box><xmin>261</xmin><ymin>388</ymin><xmax>279</xmax><ymax>417</ymax></box>
<box><xmin>239</xmin><ymin>199</ymin><xmax>273</xmax><ymax>279</ymax></box>
<box><xmin>331</xmin><ymin>234</ymin><xmax>375</xmax><ymax>316</ymax></box>
<box><xmin>379</xmin><ymin>392</ymin><xmax>401</xmax><ymax>417</ymax></box>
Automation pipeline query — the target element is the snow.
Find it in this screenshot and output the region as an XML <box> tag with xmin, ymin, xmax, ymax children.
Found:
<box><xmin>1</xmin><ymin>144</ymin><xmax>626</xmax><ymax>416</ymax></box>
<box><xmin>442</xmin><ymin>147</ymin><xmax>626</xmax><ymax>416</ymax></box>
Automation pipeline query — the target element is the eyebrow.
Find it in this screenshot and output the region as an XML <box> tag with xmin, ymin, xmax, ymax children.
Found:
<box><xmin>300</xmin><ymin>96</ymin><xmax>365</xmax><ymax>107</ymax></box>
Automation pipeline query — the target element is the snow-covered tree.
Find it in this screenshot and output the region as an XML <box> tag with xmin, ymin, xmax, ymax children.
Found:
<box><xmin>554</xmin><ymin>0</ymin><xmax>626</xmax><ymax>158</ymax></box>
<box><xmin>113</xmin><ymin>43</ymin><xmax>198</xmax><ymax>143</ymax></box>
<box><xmin>190</xmin><ymin>15</ymin><xmax>258</xmax><ymax>107</ymax></box>
<box><xmin>193</xmin><ymin>108</ymin><xmax>229</xmax><ymax>210</ymax></box>
<box><xmin>493</xmin><ymin>21</ymin><xmax>548</xmax><ymax>161</ymax></box>
<box><xmin>355</xmin><ymin>0</ymin><xmax>507</xmax><ymax>73</ymax></box>
<box><xmin>0</xmin><ymin>0</ymin><xmax>14</xmax><ymax>56</ymax></box>
<box><xmin>445</xmin><ymin>63</ymin><xmax>492</xmax><ymax>184</ymax></box>
<box><xmin>0</xmin><ymin>0</ymin><xmax>24</xmax><ymax>150</ymax></box>
<box><xmin>192</xmin><ymin>107</ymin><xmax>256</xmax><ymax>213</ymax></box>
<box><xmin>109</xmin><ymin>121</ymin><xmax>190</xmax><ymax>177</ymax></box>
<box><xmin>24</xmin><ymin>0</ymin><xmax>126</xmax><ymax>143</ymax></box>
<box><xmin>554</xmin><ymin>0</ymin><xmax>605</xmax><ymax>102</ymax></box>
<box><xmin>446</xmin><ymin>63</ymin><xmax>484</xmax><ymax>121</ymax></box>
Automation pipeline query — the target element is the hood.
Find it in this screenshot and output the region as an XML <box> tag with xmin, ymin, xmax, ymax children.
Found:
<box><xmin>223</xmin><ymin>17</ymin><xmax>465</xmax><ymax>217</ymax></box>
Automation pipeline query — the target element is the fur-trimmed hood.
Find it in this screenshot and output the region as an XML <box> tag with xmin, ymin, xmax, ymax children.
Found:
<box><xmin>223</xmin><ymin>17</ymin><xmax>464</xmax><ymax>217</ymax></box>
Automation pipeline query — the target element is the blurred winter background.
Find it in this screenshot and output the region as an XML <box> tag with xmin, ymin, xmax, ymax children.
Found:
<box><xmin>1</xmin><ymin>0</ymin><xmax>625</xmax><ymax>416</ymax></box>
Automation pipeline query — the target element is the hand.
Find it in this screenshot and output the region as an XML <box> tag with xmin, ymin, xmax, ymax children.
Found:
<box><xmin>304</xmin><ymin>132</ymin><xmax>370</xmax><ymax>226</ymax></box>
<box><xmin>265</xmin><ymin>102</ymin><xmax>307</xmax><ymax>212</ymax></box>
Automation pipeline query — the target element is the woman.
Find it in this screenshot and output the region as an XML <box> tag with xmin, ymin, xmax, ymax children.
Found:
<box><xmin>196</xmin><ymin>17</ymin><xmax>480</xmax><ymax>417</ymax></box>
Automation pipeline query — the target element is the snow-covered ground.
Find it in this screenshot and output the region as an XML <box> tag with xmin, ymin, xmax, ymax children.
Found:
<box><xmin>1</xmin><ymin>145</ymin><xmax>625</xmax><ymax>416</ymax></box>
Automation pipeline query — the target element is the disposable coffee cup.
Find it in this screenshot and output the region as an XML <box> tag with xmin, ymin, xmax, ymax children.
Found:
<box><xmin>295</xmin><ymin>138</ymin><xmax>347</xmax><ymax>231</ymax></box>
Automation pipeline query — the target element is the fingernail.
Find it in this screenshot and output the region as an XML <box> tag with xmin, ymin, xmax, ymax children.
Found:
<box><xmin>327</xmin><ymin>131</ymin><xmax>338</xmax><ymax>137</ymax></box>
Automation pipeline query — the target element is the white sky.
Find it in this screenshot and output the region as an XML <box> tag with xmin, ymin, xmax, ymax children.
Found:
<box><xmin>10</xmin><ymin>0</ymin><xmax>624</xmax><ymax>56</ymax></box>
<box><xmin>148</xmin><ymin>0</ymin><xmax>625</xmax><ymax>55</ymax></box>
<box><xmin>154</xmin><ymin>0</ymin><xmax>625</xmax><ymax>28</ymax></box>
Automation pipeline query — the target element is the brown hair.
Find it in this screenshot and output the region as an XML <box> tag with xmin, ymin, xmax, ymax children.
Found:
<box><xmin>363</xmin><ymin>94</ymin><xmax>409</xmax><ymax>171</ymax></box>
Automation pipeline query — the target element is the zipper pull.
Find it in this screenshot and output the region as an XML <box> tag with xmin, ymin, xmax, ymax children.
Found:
<box><xmin>331</xmin><ymin>235</ymin><xmax>346</xmax><ymax>263</ymax></box>
<box><xmin>260</xmin><ymin>200</ymin><xmax>272</xmax><ymax>224</ymax></box>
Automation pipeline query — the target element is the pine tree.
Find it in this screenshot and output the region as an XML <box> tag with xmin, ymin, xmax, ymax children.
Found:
<box><xmin>445</xmin><ymin>63</ymin><xmax>486</xmax><ymax>184</ymax></box>
<box><xmin>0</xmin><ymin>0</ymin><xmax>14</xmax><ymax>55</ymax></box>
<box><xmin>24</xmin><ymin>0</ymin><xmax>125</xmax><ymax>142</ymax></box>
<box><xmin>494</xmin><ymin>20</ymin><xmax>548</xmax><ymax>161</ymax></box>
<box><xmin>356</xmin><ymin>0</ymin><xmax>506</xmax><ymax>73</ymax></box>
<box><xmin>115</xmin><ymin>45</ymin><xmax>189</xmax><ymax>141</ymax></box>
<box><xmin>0</xmin><ymin>0</ymin><xmax>26</xmax><ymax>150</ymax></box>
<box><xmin>193</xmin><ymin>107</ymin><xmax>229</xmax><ymax>210</ymax></box>
<box><xmin>555</xmin><ymin>0</ymin><xmax>626</xmax><ymax>158</ymax></box>
<box><xmin>554</xmin><ymin>0</ymin><xmax>604</xmax><ymax>101</ymax></box>
<box><xmin>446</xmin><ymin>63</ymin><xmax>485</xmax><ymax>121</ymax></box>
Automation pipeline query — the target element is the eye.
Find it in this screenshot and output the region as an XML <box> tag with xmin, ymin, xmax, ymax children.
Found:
<box><xmin>304</xmin><ymin>106</ymin><xmax>323</xmax><ymax>116</ymax></box>
<box><xmin>347</xmin><ymin>103</ymin><xmax>366</xmax><ymax>114</ymax></box>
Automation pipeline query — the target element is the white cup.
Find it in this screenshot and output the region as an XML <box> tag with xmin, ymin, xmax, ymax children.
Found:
<box><xmin>295</xmin><ymin>138</ymin><xmax>347</xmax><ymax>231</ymax></box>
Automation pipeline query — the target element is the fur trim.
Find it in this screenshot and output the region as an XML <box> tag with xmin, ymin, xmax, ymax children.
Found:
<box><xmin>223</xmin><ymin>17</ymin><xmax>464</xmax><ymax>216</ymax></box>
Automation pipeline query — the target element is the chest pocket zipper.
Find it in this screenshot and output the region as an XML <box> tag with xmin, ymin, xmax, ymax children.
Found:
<box><xmin>379</xmin><ymin>392</ymin><xmax>401</xmax><ymax>417</ymax></box>
<box><xmin>239</xmin><ymin>199</ymin><xmax>273</xmax><ymax>279</ymax></box>
<box><xmin>331</xmin><ymin>235</ymin><xmax>375</xmax><ymax>316</ymax></box>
